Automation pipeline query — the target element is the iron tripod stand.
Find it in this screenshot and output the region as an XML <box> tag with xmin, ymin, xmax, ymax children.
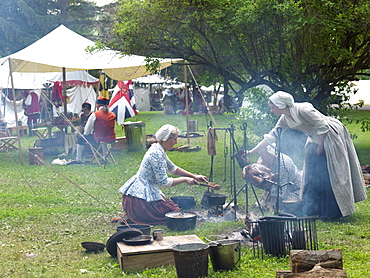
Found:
<box><xmin>208</xmin><ymin>122</ymin><xmax>249</xmax><ymax>220</ymax></box>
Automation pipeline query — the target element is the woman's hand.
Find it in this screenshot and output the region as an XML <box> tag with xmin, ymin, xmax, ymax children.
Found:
<box><xmin>194</xmin><ymin>174</ymin><xmax>208</xmax><ymax>183</ymax></box>
<box><xmin>184</xmin><ymin>177</ymin><xmax>198</xmax><ymax>185</ymax></box>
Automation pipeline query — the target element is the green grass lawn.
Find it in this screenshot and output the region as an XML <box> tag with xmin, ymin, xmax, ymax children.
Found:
<box><xmin>0</xmin><ymin>110</ymin><xmax>369</xmax><ymax>277</ymax></box>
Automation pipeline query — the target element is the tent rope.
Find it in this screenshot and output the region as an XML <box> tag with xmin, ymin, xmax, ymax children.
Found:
<box><xmin>3</xmin><ymin>148</ymin><xmax>37</xmax><ymax>195</ymax></box>
<box><xmin>27</xmin><ymin>149</ymin><xmax>111</xmax><ymax>210</ymax></box>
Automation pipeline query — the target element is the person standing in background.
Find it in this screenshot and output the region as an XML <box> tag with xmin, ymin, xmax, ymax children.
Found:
<box><xmin>22</xmin><ymin>90</ymin><xmax>40</xmax><ymax>136</ymax></box>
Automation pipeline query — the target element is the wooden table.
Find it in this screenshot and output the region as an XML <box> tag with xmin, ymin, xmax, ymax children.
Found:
<box><xmin>117</xmin><ymin>234</ymin><xmax>204</xmax><ymax>270</ymax></box>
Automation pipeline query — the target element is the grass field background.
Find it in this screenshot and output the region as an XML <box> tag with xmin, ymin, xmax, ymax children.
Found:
<box><xmin>0</xmin><ymin>110</ymin><xmax>369</xmax><ymax>277</ymax></box>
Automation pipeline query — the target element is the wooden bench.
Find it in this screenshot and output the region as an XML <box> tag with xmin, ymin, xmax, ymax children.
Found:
<box><xmin>7</xmin><ymin>126</ymin><xmax>28</xmax><ymax>137</ymax></box>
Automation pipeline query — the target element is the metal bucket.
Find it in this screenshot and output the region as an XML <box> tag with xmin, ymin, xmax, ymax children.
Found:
<box><xmin>172</xmin><ymin>243</ymin><xmax>209</xmax><ymax>278</ymax></box>
<box><xmin>188</xmin><ymin>120</ymin><xmax>198</xmax><ymax>132</ymax></box>
<box><xmin>123</xmin><ymin>121</ymin><xmax>146</xmax><ymax>151</ymax></box>
<box><xmin>28</xmin><ymin>147</ymin><xmax>44</xmax><ymax>165</ymax></box>
<box><xmin>209</xmin><ymin>239</ymin><xmax>241</xmax><ymax>271</ymax></box>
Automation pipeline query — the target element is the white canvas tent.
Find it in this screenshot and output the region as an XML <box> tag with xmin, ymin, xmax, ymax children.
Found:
<box><xmin>0</xmin><ymin>24</ymin><xmax>181</xmax><ymax>81</ymax></box>
<box><xmin>0</xmin><ymin>24</ymin><xmax>181</xmax><ymax>162</ymax></box>
<box><xmin>0</xmin><ymin>71</ymin><xmax>99</xmax><ymax>127</ymax></box>
<box><xmin>348</xmin><ymin>80</ymin><xmax>370</xmax><ymax>105</ymax></box>
<box><xmin>48</xmin><ymin>71</ymin><xmax>99</xmax><ymax>115</ymax></box>
<box><xmin>131</xmin><ymin>74</ymin><xmax>186</xmax><ymax>111</ymax></box>
<box><xmin>0</xmin><ymin>69</ymin><xmax>55</xmax><ymax>127</ymax></box>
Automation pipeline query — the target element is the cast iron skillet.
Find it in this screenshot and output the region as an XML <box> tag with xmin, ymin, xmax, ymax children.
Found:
<box><xmin>122</xmin><ymin>235</ymin><xmax>152</xmax><ymax>245</ymax></box>
<box><xmin>106</xmin><ymin>228</ymin><xmax>143</xmax><ymax>257</ymax></box>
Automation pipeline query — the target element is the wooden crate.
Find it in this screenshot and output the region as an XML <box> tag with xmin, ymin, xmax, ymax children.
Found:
<box><xmin>112</xmin><ymin>137</ymin><xmax>127</xmax><ymax>151</ymax></box>
<box><xmin>117</xmin><ymin>234</ymin><xmax>204</xmax><ymax>270</ymax></box>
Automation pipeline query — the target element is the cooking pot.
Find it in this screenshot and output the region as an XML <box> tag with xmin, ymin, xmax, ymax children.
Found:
<box><xmin>200</xmin><ymin>191</ymin><xmax>227</xmax><ymax>208</ymax></box>
<box><xmin>171</xmin><ymin>196</ymin><xmax>196</xmax><ymax>210</ymax></box>
<box><xmin>207</xmin><ymin>193</ymin><xmax>227</xmax><ymax>206</ymax></box>
<box><xmin>116</xmin><ymin>224</ymin><xmax>153</xmax><ymax>235</ymax></box>
<box><xmin>165</xmin><ymin>211</ymin><xmax>197</xmax><ymax>231</ymax></box>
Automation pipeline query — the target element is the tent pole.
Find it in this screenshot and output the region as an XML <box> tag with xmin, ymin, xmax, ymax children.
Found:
<box><xmin>8</xmin><ymin>58</ymin><xmax>23</xmax><ymax>164</ymax></box>
<box><xmin>62</xmin><ymin>67</ymin><xmax>67</xmax><ymax>116</ymax></box>
<box><xmin>184</xmin><ymin>64</ymin><xmax>190</xmax><ymax>146</ymax></box>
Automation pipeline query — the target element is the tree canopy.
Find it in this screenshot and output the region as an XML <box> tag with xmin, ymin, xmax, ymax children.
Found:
<box><xmin>0</xmin><ymin>0</ymin><xmax>112</xmax><ymax>58</ymax></box>
<box><xmin>110</xmin><ymin>0</ymin><xmax>370</xmax><ymax>112</ymax></box>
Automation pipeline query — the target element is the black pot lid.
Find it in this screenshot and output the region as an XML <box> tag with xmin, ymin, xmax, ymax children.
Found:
<box><xmin>165</xmin><ymin>212</ymin><xmax>197</xmax><ymax>219</ymax></box>
<box><xmin>171</xmin><ymin>196</ymin><xmax>195</xmax><ymax>199</ymax></box>
<box><xmin>106</xmin><ymin>228</ymin><xmax>143</xmax><ymax>257</ymax></box>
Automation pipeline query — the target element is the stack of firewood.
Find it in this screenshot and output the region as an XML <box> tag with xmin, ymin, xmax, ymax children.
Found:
<box><xmin>276</xmin><ymin>249</ymin><xmax>347</xmax><ymax>277</ymax></box>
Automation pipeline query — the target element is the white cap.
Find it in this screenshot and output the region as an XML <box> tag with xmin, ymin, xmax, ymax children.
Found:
<box><xmin>155</xmin><ymin>124</ymin><xmax>176</xmax><ymax>142</ymax></box>
<box><xmin>269</xmin><ymin>91</ymin><xmax>295</xmax><ymax>109</ymax></box>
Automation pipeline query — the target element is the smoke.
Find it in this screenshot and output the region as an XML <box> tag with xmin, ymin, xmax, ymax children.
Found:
<box><xmin>279</xmin><ymin>129</ymin><xmax>307</xmax><ymax>169</ymax></box>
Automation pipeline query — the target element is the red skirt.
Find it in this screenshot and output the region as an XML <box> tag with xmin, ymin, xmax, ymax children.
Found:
<box><xmin>122</xmin><ymin>195</ymin><xmax>180</xmax><ymax>225</ymax></box>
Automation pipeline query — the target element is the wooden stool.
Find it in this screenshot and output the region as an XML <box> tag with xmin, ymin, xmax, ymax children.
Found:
<box><xmin>31</xmin><ymin>127</ymin><xmax>49</xmax><ymax>139</ymax></box>
<box><xmin>90</xmin><ymin>141</ymin><xmax>116</xmax><ymax>167</ymax></box>
<box><xmin>0</xmin><ymin>137</ymin><xmax>19</xmax><ymax>152</ymax></box>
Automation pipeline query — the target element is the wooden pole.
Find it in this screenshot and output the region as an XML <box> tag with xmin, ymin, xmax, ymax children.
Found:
<box><xmin>62</xmin><ymin>67</ymin><xmax>67</xmax><ymax>116</ymax></box>
<box><xmin>8</xmin><ymin>58</ymin><xmax>23</xmax><ymax>164</ymax></box>
<box><xmin>184</xmin><ymin>64</ymin><xmax>190</xmax><ymax>146</ymax></box>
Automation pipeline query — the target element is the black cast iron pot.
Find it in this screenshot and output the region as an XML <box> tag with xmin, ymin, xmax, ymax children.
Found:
<box><xmin>165</xmin><ymin>211</ymin><xmax>197</xmax><ymax>231</ymax></box>
<box><xmin>170</xmin><ymin>196</ymin><xmax>196</xmax><ymax>210</ymax></box>
<box><xmin>116</xmin><ymin>224</ymin><xmax>153</xmax><ymax>236</ymax></box>
<box><xmin>207</xmin><ymin>193</ymin><xmax>227</xmax><ymax>207</ymax></box>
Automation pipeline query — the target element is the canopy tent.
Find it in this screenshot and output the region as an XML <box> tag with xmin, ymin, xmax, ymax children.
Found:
<box><xmin>0</xmin><ymin>24</ymin><xmax>181</xmax><ymax>163</ymax></box>
<box><xmin>132</xmin><ymin>87</ymin><xmax>151</xmax><ymax>112</ymax></box>
<box><xmin>0</xmin><ymin>71</ymin><xmax>55</xmax><ymax>90</ymax></box>
<box><xmin>0</xmin><ymin>90</ymin><xmax>29</xmax><ymax>127</ymax></box>
<box><xmin>348</xmin><ymin>80</ymin><xmax>370</xmax><ymax>105</ymax></box>
<box><xmin>0</xmin><ymin>24</ymin><xmax>181</xmax><ymax>81</ymax></box>
<box><xmin>131</xmin><ymin>74</ymin><xmax>185</xmax><ymax>111</ymax></box>
<box><xmin>0</xmin><ymin>71</ymin><xmax>99</xmax><ymax>127</ymax></box>
<box><xmin>47</xmin><ymin>70</ymin><xmax>99</xmax><ymax>88</ymax></box>
<box><xmin>48</xmin><ymin>71</ymin><xmax>99</xmax><ymax>115</ymax></box>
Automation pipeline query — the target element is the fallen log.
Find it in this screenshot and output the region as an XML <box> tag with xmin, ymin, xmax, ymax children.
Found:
<box><xmin>290</xmin><ymin>249</ymin><xmax>343</xmax><ymax>273</ymax></box>
<box><xmin>277</xmin><ymin>265</ymin><xmax>347</xmax><ymax>277</ymax></box>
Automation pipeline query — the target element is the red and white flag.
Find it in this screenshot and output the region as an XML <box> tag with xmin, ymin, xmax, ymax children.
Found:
<box><xmin>108</xmin><ymin>80</ymin><xmax>138</xmax><ymax>124</ymax></box>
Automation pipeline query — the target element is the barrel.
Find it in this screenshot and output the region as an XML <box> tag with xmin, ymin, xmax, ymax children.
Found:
<box><xmin>29</xmin><ymin>147</ymin><xmax>44</xmax><ymax>165</ymax></box>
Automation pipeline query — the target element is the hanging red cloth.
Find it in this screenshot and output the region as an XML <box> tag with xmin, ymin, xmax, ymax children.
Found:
<box><xmin>52</xmin><ymin>81</ymin><xmax>64</xmax><ymax>106</ymax></box>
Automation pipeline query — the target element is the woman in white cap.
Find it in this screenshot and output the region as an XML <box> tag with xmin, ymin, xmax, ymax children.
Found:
<box><xmin>118</xmin><ymin>124</ymin><xmax>207</xmax><ymax>225</ymax></box>
<box><xmin>246</xmin><ymin>91</ymin><xmax>367</xmax><ymax>219</ymax></box>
